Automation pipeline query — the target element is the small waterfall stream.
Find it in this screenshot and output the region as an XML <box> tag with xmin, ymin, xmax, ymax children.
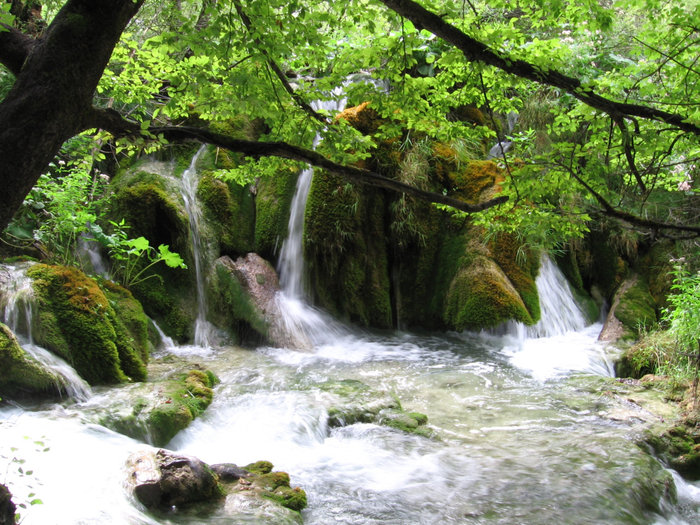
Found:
<box><xmin>0</xmin><ymin>263</ymin><xmax>91</xmax><ymax>401</ymax></box>
<box><xmin>274</xmin><ymin>96</ymin><xmax>349</xmax><ymax>347</ymax></box>
<box><xmin>180</xmin><ymin>145</ymin><xmax>216</xmax><ymax>347</ymax></box>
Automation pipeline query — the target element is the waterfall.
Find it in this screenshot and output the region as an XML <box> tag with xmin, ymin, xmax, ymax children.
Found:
<box><xmin>0</xmin><ymin>263</ymin><xmax>35</xmax><ymax>342</ymax></box>
<box><xmin>495</xmin><ymin>254</ymin><xmax>612</xmax><ymax>380</ymax></box>
<box><xmin>274</xmin><ymin>96</ymin><xmax>349</xmax><ymax>347</ymax></box>
<box><xmin>0</xmin><ymin>263</ymin><xmax>91</xmax><ymax>400</ymax></box>
<box><xmin>180</xmin><ymin>145</ymin><xmax>216</xmax><ymax>347</ymax></box>
<box><xmin>525</xmin><ymin>254</ymin><xmax>587</xmax><ymax>338</ymax></box>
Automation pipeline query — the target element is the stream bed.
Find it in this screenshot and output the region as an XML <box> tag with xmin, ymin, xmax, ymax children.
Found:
<box><xmin>2</xmin><ymin>322</ymin><xmax>700</xmax><ymax>524</ymax></box>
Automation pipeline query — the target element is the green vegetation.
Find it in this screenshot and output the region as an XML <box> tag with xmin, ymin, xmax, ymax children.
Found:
<box><xmin>27</xmin><ymin>264</ymin><xmax>147</xmax><ymax>384</ymax></box>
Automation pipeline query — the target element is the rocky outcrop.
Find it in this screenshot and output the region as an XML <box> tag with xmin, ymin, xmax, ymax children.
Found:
<box><xmin>211</xmin><ymin>254</ymin><xmax>312</xmax><ymax>348</ymax></box>
<box><xmin>127</xmin><ymin>449</ymin><xmax>222</xmax><ymax>509</ymax></box>
<box><xmin>600</xmin><ymin>275</ymin><xmax>657</xmax><ymax>342</ymax></box>
<box><xmin>126</xmin><ymin>450</ymin><xmax>306</xmax><ymax>522</ymax></box>
<box><xmin>97</xmin><ymin>368</ymin><xmax>217</xmax><ymax>447</ymax></box>
<box><xmin>27</xmin><ymin>264</ymin><xmax>147</xmax><ymax>384</ymax></box>
<box><xmin>0</xmin><ymin>322</ymin><xmax>63</xmax><ymax>399</ymax></box>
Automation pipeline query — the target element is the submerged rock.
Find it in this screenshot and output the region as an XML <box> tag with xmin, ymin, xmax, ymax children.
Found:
<box><xmin>97</xmin><ymin>368</ymin><xmax>217</xmax><ymax>447</ymax></box>
<box><xmin>319</xmin><ymin>379</ymin><xmax>433</xmax><ymax>437</ymax></box>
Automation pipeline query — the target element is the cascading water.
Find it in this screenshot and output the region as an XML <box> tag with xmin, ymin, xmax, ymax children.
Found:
<box><xmin>0</xmin><ymin>263</ymin><xmax>91</xmax><ymax>401</ymax></box>
<box><xmin>493</xmin><ymin>254</ymin><xmax>613</xmax><ymax>381</ymax></box>
<box><xmin>274</xmin><ymin>96</ymin><xmax>349</xmax><ymax>347</ymax></box>
<box><xmin>180</xmin><ymin>145</ymin><xmax>217</xmax><ymax>347</ymax></box>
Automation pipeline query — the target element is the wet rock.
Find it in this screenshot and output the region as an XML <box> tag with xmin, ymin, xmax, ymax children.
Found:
<box><xmin>600</xmin><ymin>274</ymin><xmax>657</xmax><ymax>342</ymax></box>
<box><xmin>211</xmin><ymin>254</ymin><xmax>312</xmax><ymax>349</ymax></box>
<box><xmin>96</xmin><ymin>368</ymin><xmax>216</xmax><ymax>446</ymax></box>
<box><xmin>0</xmin><ymin>322</ymin><xmax>64</xmax><ymax>399</ymax></box>
<box><xmin>0</xmin><ymin>483</ymin><xmax>16</xmax><ymax>525</ymax></box>
<box><xmin>127</xmin><ymin>449</ymin><xmax>221</xmax><ymax>509</ymax></box>
<box><xmin>126</xmin><ymin>452</ymin><xmax>306</xmax><ymax>522</ymax></box>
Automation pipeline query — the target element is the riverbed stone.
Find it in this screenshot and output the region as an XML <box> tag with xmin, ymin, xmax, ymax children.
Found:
<box><xmin>96</xmin><ymin>367</ymin><xmax>217</xmax><ymax>446</ymax></box>
<box><xmin>127</xmin><ymin>449</ymin><xmax>222</xmax><ymax>509</ymax></box>
<box><xmin>126</xmin><ymin>451</ymin><xmax>306</xmax><ymax>522</ymax></box>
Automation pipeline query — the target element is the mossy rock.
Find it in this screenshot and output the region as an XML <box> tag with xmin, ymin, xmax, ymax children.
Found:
<box><xmin>614</xmin><ymin>276</ymin><xmax>658</xmax><ymax>337</ymax></box>
<box><xmin>99</xmin><ymin>279</ymin><xmax>151</xmax><ymax>364</ymax></box>
<box><xmin>335</xmin><ymin>102</ymin><xmax>382</xmax><ymax>135</ymax></box>
<box><xmin>447</xmin><ymin>159</ymin><xmax>504</xmax><ymax>205</ymax></box>
<box><xmin>197</xmin><ymin>173</ymin><xmax>255</xmax><ymax>256</ymax></box>
<box><xmin>207</xmin><ymin>257</ymin><xmax>270</xmax><ymax>344</ymax></box>
<box><xmin>107</xmin><ymin>162</ymin><xmax>196</xmax><ymax>342</ymax></box>
<box><xmin>146</xmin><ymin>369</ymin><xmax>215</xmax><ymax>446</ymax></box>
<box><xmin>254</xmin><ymin>166</ymin><xmax>299</xmax><ymax>260</ymax></box>
<box><xmin>444</xmin><ymin>254</ymin><xmax>534</xmax><ymax>331</ymax></box>
<box><xmin>27</xmin><ymin>264</ymin><xmax>147</xmax><ymax>384</ymax></box>
<box><xmin>0</xmin><ymin>322</ymin><xmax>62</xmax><ymax>399</ymax></box>
<box><xmin>304</xmin><ymin>171</ymin><xmax>392</xmax><ymax>328</ymax></box>
<box><xmin>645</xmin><ymin>424</ymin><xmax>700</xmax><ymax>480</ymax></box>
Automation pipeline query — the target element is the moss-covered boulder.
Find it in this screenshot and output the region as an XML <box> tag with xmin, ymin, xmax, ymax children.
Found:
<box><xmin>107</xmin><ymin>159</ymin><xmax>196</xmax><ymax>342</ymax></box>
<box><xmin>600</xmin><ymin>275</ymin><xmax>657</xmax><ymax>342</ymax></box>
<box><xmin>27</xmin><ymin>264</ymin><xmax>147</xmax><ymax>384</ymax></box>
<box><xmin>0</xmin><ymin>322</ymin><xmax>62</xmax><ymax>399</ymax></box>
<box><xmin>97</xmin><ymin>368</ymin><xmax>216</xmax><ymax>446</ymax></box>
<box><xmin>646</xmin><ymin>423</ymin><xmax>700</xmax><ymax>480</ymax></box>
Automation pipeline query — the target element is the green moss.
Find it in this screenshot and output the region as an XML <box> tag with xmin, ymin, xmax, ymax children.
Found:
<box><xmin>264</xmin><ymin>486</ymin><xmax>307</xmax><ymax>512</ymax></box>
<box><xmin>254</xmin><ymin>167</ymin><xmax>299</xmax><ymax>260</ymax></box>
<box><xmin>244</xmin><ymin>461</ymin><xmax>274</xmax><ymax>475</ymax></box>
<box><xmin>615</xmin><ymin>277</ymin><xmax>658</xmax><ymax>336</ymax></box>
<box><xmin>0</xmin><ymin>323</ymin><xmax>61</xmax><ymax>398</ymax></box>
<box><xmin>197</xmin><ymin>173</ymin><xmax>255</xmax><ymax>255</ymax></box>
<box><xmin>130</xmin><ymin>276</ymin><xmax>193</xmax><ymax>343</ymax></box>
<box><xmin>646</xmin><ymin>424</ymin><xmax>700</xmax><ymax>479</ymax></box>
<box><xmin>444</xmin><ymin>255</ymin><xmax>533</xmax><ymax>331</ymax></box>
<box><xmin>100</xmin><ymin>279</ymin><xmax>151</xmax><ymax>362</ymax></box>
<box><xmin>447</xmin><ymin>160</ymin><xmax>503</xmax><ymax>205</ymax></box>
<box><xmin>304</xmin><ymin>171</ymin><xmax>392</xmax><ymax>328</ymax></box>
<box><xmin>27</xmin><ymin>264</ymin><xmax>149</xmax><ymax>384</ymax></box>
<box><xmin>490</xmin><ymin>233</ymin><xmax>541</xmax><ymax>323</ymax></box>
<box><xmin>146</xmin><ymin>369</ymin><xmax>215</xmax><ymax>446</ymax></box>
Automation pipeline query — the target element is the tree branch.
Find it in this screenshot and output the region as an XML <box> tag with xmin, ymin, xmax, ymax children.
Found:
<box><xmin>89</xmin><ymin>108</ymin><xmax>507</xmax><ymax>214</ymax></box>
<box><xmin>231</xmin><ymin>0</ymin><xmax>328</xmax><ymax>125</ymax></box>
<box><xmin>0</xmin><ymin>22</ymin><xmax>34</xmax><ymax>74</ymax></box>
<box><xmin>378</xmin><ymin>0</ymin><xmax>700</xmax><ymax>135</ymax></box>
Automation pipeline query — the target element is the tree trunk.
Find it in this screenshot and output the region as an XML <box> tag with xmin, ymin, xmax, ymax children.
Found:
<box><xmin>0</xmin><ymin>0</ymin><xmax>144</xmax><ymax>230</ymax></box>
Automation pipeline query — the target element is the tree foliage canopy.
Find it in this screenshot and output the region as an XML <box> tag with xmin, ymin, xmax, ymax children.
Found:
<box><xmin>0</xmin><ymin>0</ymin><xmax>698</xmax><ymax>245</ymax></box>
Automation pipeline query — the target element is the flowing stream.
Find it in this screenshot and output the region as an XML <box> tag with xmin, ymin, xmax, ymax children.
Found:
<box><xmin>2</xmin><ymin>134</ymin><xmax>700</xmax><ymax>523</ymax></box>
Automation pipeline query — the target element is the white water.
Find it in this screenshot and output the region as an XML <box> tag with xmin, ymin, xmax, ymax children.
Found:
<box><xmin>0</xmin><ymin>263</ymin><xmax>91</xmax><ymax>401</ymax></box>
<box><xmin>275</xmin><ymin>94</ymin><xmax>350</xmax><ymax>347</ymax></box>
<box><xmin>180</xmin><ymin>145</ymin><xmax>217</xmax><ymax>347</ymax></box>
<box><xmin>488</xmin><ymin>254</ymin><xmax>613</xmax><ymax>381</ymax></box>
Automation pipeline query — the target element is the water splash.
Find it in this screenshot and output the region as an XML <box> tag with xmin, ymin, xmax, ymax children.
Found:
<box><xmin>0</xmin><ymin>263</ymin><xmax>91</xmax><ymax>400</ymax></box>
<box><xmin>490</xmin><ymin>255</ymin><xmax>612</xmax><ymax>380</ymax></box>
<box><xmin>274</xmin><ymin>94</ymin><xmax>349</xmax><ymax>348</ymax></box>
<box><xmin>180</xmin><ymin>145</ymin><xmax>217</xmax><ymax>347</ymax></box>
